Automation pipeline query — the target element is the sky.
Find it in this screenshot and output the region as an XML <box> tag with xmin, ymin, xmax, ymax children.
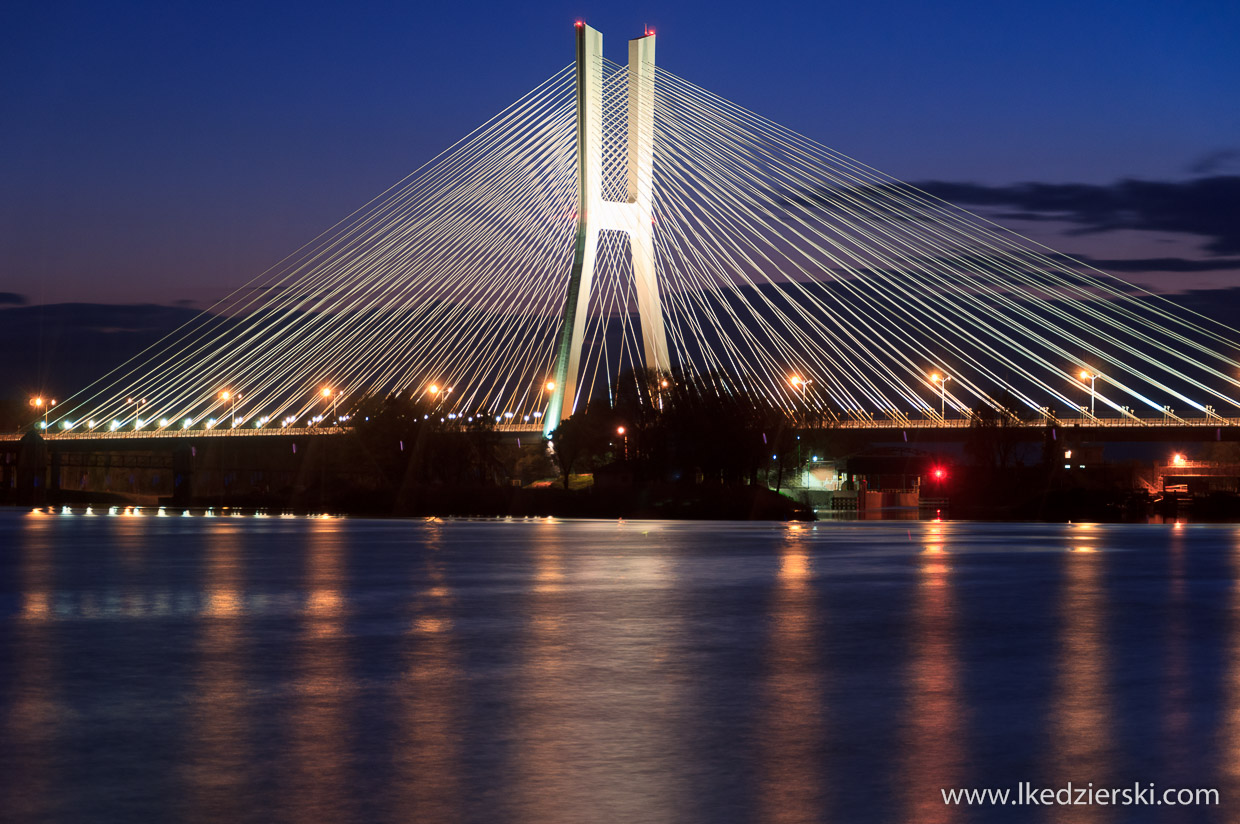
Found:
<box><xmin>2</xmin><ymin>0</ymin><xmax>1239</xmax><ymax>307</ymax></box>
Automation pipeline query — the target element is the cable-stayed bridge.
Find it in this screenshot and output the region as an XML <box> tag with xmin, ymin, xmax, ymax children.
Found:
<box><xmin>24</xmin><ymin>23</ymin><xmax>1240</xmax><ymax>442</ymax></box>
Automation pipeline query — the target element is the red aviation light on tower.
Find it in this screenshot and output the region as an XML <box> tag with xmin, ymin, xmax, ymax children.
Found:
<box><xmin>575</xmin><ymin>20</ymin><xmax>584</xmax><ymax>28</ymax></box>
<box><xmin>932</xmin><ymin>466</ymin><xmax>947</xmax><ymax>482</ymax></box>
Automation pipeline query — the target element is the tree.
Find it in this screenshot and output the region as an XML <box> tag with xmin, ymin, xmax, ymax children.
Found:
<box><xmin>548</xmin><ymin>408</ymin><xmax>612</xmax><ymax>489</ymax></box>
<box><xmin>966</xmin><ymin>392</ymin><xmax>1033</xmax><ymax>470</ymax></box>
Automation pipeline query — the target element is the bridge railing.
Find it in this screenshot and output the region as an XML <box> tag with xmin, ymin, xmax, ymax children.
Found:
<box><xmin>812</xmin><ymin>416</ymin><xmax>1240</xmax><ymax>429</ymax></box>
<box><xmin>5</xmin><ymin>416</ymin><xmax>1240</xmax><ymax>443</ymax></box>
<box><xmin>0</xmin><ymin>425</ymin><xmax>346</xmax><ymax>442</ymax></box>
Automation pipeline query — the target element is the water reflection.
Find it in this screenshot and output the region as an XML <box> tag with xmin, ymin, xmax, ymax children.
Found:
<box><xmin>509</xmin><ymin>523</ymin><xmax>687</xmax><ymax>823</ymax></box>
<box><xmin>899</xmin><ymin>524</ymin><xmax>964</xmax><ymax>824</ymax></box>
<box><xmin>1162</xmin><ymin>523</ymin><xmax>1190</xmax><ymax>785</ymax></box>
<box><xmin>6</xmin><ymin>514</ymin><xmax>1239</xmax><ymax>824</ymax></box>
<box><xmin>282</xmin><ymin>518</ymin><xmax>351</xmax><ymax>823</ymax></box>
<box><xmin>5</xmin><ymin>515</ymin><xmax>58</xmax><ymax>821</ymax></box>
<box><xmin>510</xmin><ymin>527</ymin><xmax>573</xmax><ymax>823</ymax></box>
<box><xmin>1223</xmin><ymin>532</ymin><xmax>1240</xmax><ymax>805</ymax></box>
<box><xmin>184</xmin><ymin>521</ymin><xmax>251</xmax><ymax>822</ymax></box>
<box><xmin>392</xmin><ymin>521</ymin><xmax>463</xmax><ymax>822</ymax></box>
<box><xmin>1048</xmin><ymin>533</ymin><xmax>1113</xmax><ymax>823</ymax></box>
<box><xmin>757</xmin><ymin>525</ymin><xmax>825</xmax><ymax>823</ymax></box>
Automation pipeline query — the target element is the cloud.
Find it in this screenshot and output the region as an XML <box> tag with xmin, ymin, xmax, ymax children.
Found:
<box><xmin>1063</xmin><ymin>255</ymin><xmax>1240</xmax><ymax>273</ymax></box>
<box><xmin>1153</xmin><ymin>286</ymin><xmax>1240</xmax><ymax>331</ymax></box>
<box><xmin>912</xmin><ymin>175</ymin><xmax>1240</xmax><ymax>255</ymax></box>
<box><xmin>0</xmin><ymin>292</ymin><xmax>28</xmax><ymax>305</ymax></box>
<box><xmin>1189</xmin><ymin>149</ymin><xmax>1240</xmax><ymax>176</ymax></box>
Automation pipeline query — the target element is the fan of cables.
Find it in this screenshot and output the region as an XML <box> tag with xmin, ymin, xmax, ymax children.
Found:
<box><xmin>50</xmin><ymin>56</ymin><xmax>1240</xmax><ymax>434</ymax></box>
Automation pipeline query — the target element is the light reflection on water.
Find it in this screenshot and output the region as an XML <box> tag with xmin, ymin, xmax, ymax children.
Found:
<box><xmin>185</xmin><ymin>521</ymin><xmax>249</xmax><ymax>824</ymax></box>
<box><xmin>1224</xmin><ymin>534</ymin><xmax>1240</xmax><ymax>811</ymax></box>
<box><xmin>284</xmin><ymin>518</ymin><xmax>351</xmax><ymax>824</ymax></box>
<box><xmin>2</xmin><ymin>513</ymin><xmax>1239</xmax><ymax>823</ymax></box>
<box><xmin>8</xmin><ymin>513</ymin><xmax>57</xmax><ymax>822</ymax></box>
<box><xmin>510</xmin><ymin>522</ymin><xmax>688</xmax><ymax>824</ymax></box>
<box><xmin>1049</xmin><ymin>534</ymin><xmax>1113</xmax><ymax>824</ymax></box>
<box><xmin>900</xmin><ymin>526</ymin><xmax>963</xmax><ymax>824</ymax></box>
<box><xmin>393</xmin><ymin>520</ymin><xmax>462</xmax><ymax>823</ymax></box>
<box><xmin>758</xmin><ymin>525</ymin><xmax>824</xmax><ymax>824</ymax></box>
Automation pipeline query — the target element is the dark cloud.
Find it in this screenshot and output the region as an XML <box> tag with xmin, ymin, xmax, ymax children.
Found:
<box><xmin>1189</xmin><ymin>149</ymin><xmax>1240</xmax><ymax>175</ymax></box>
<box><xmin>912</xmin><ymin>175</ymin><xmax>1240</xmax><ymax>255</ymax></box>
<box><xmin>174</xmin><ymin>298</ymin><xmax>198</xmax><ymax>307</ymax></box>
<box><xmin>1063</xmin><ymin>254</ymin><xmax>1240</xmax><ymax>273</ymax></box>
<box><xmin>0</xmin><ymin>292</ymin><xmax>28</xmax><ymax>305</ymax></box>
<box><xmin>1154</xmin><ymin>286</ymin><xmax>1240</xmax><ymax>331</ymax></box>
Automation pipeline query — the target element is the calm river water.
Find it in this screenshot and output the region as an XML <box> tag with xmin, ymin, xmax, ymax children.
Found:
<box><xmin>2</xmin><ymin>509</ymin><xmax>1238</xmax><ymax>823</ymax></box>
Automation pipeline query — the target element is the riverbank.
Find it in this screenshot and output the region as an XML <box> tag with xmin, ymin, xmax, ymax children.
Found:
<box><xmin>8</xmin><ymin>483</ymin><xmax>815</xmax><ymax>521</ymax></box>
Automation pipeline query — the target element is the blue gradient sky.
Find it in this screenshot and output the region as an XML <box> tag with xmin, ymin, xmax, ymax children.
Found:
<box><xmin>3</xmin><ymin>0</ymin><xmax>1238</xmax><ymax>305</ymax></box>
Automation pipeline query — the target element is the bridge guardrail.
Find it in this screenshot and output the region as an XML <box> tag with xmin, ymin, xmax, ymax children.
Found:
<box><xmin>0</xmin><ymin>426</ymin><xmax>346</xmax><ymax>442</ymax></box>
<box><xmin>3</xmin><ymin>417</ymin><xmax>1239</xmax><ymax>442</ymax></box>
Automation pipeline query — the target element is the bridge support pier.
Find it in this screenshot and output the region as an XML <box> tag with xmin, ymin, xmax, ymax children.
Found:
<box><xmin>172</xmin><ymin>443</ymin><xmax>195</xmax><ymax>506</ymax></box>
<box><xmin>16</xmin><ymin>432</ymin><xmax>49</xmax><ymax>507</ymax></box>
<box><xmin>544</xmin><ymin>23</ymin><xmax>669</xmax><ymax>438</ymax></box>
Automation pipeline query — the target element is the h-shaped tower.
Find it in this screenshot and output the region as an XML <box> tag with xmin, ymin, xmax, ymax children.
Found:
<box><xmin>543</xmin><ymin>23</ymin><xmax>670</xmax><ymax>437</ymax></box>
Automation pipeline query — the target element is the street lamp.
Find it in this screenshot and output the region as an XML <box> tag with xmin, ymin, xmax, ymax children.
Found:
<box><xmin>656</xmin><ymin>377</ymin><xmax>670</xmax><ymax>411</ymax></box>
<box><xmin>616</xmin><ymin>425</ymin><xmax>627</xmax><ymax>461</ymax></box>
<box><xmin>219</xmin><ymin>390</ymin><xmax>238</xmax><ymax>426</ymax></box>
<box><xmin>127</xmin><ymin>397</ymin><xmax>148</xmax><ymax>428</ymax></box>
<box><xmin>1077</xmin><ymin>370</ymin><xmax>1099</xmax><ymax>418</ymax></box>
<box><xmin>320</xmin><ymin>386</ymin><xmax>338</xmax><ymax>422</ymax></box>
<box><xmin>789</xmin><ymin>375</ymin><xmax>811</xmax><ymax>424</ymax></box>
<box><xmin>127</xmin><ymin>397</ymin><xmax>148</xmax><ymax>430</ymax></box>
<box><xmin>930</xmin><ymin>372</ymin><xmax>952</xmax><ymax>421</ymax></box>
<box><xmin>29</xmin><ymin>396</ymin><xmax>56</xmax><ymax>428</ymax></box>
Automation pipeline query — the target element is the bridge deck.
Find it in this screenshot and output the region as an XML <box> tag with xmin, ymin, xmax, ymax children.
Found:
<box><xmin>2</xmin><ymin>417</ymin><xmax>1237</xmax><ymax>443</ymax></box>
<box><xmin>0</xmin><ymin>426</ymin><xmax>347</xmax><ymax>443</ymax></box>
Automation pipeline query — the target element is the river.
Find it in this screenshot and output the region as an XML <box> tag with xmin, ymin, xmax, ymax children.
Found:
<box><xmin>1</xmin><ymin>508</ymin><xmax>1235</xmax><ymax>822</ymax></box>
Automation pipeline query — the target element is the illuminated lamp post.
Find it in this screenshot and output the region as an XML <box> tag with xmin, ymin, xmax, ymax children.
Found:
<box><xmin>930</xmin><ymin>372</ymin><xmax>952</xmax><ymax>421</ymax></box>
<box><xmin>219</xmin><ymin>390</ymin><xmax>238</xmax><ymax>427</ymax></box>
<box><xmin>1078</xmin><ymin>370</ymin><xmax>1098</xmax><ymax>418</ymax></box>
<box><xmin>30</xmin><ymin>396</ymin><xmax>56</xmax><ymax>428</ymax></box>
<box><xmin>320</xmin><ymin>386</ymin><xmax>338</xmax><ymax>423</ymax></box>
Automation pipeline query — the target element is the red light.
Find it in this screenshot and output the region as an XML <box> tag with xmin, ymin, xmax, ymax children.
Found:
<box><xmin>932</xmin><ymin>467</ymin><xmax>946</xmax><ymax>480</ymax></box>
<box><xmin>575</xmin><ymin>20</ymin><xmax>584</xmax><ymax>27</ymax></box>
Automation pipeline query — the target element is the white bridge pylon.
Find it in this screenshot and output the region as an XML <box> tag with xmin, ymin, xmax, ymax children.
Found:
<box><xmin>544</xmin><ymin>23</ymin><xmax>669</xmax><ymax>437</ymax></box>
